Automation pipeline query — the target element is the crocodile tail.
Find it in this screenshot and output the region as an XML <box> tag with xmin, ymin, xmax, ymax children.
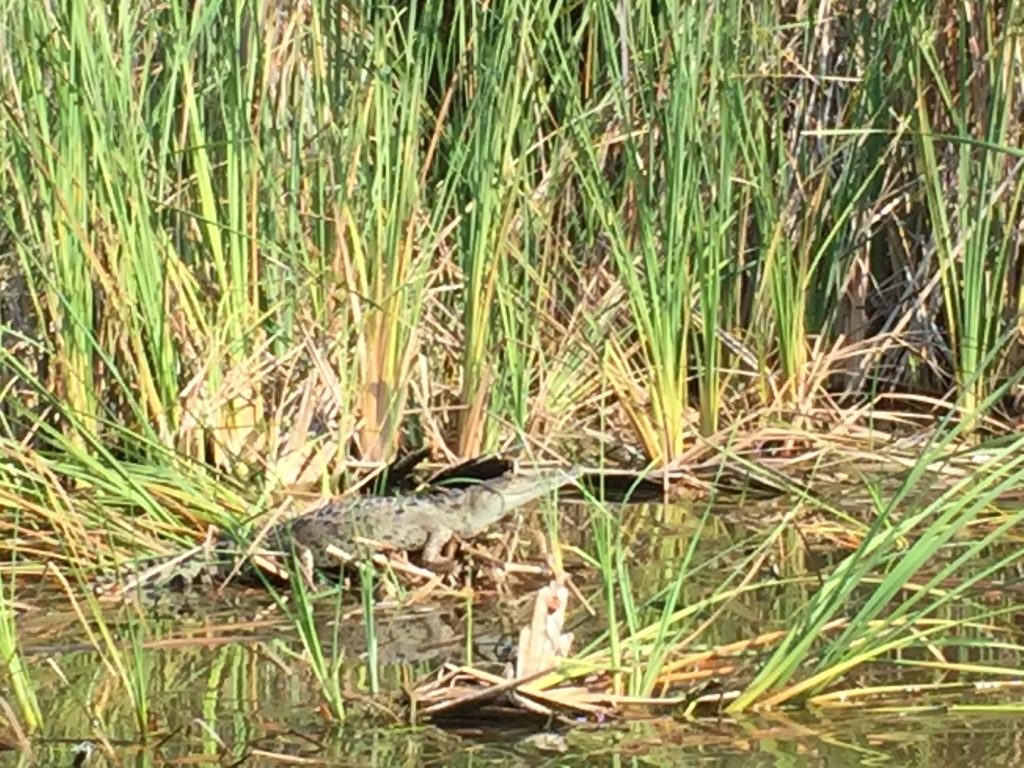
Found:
<box><xmin>92</xmin><ymin>541</ymin><xmax>231</xmax><ymax>604</ymax></box>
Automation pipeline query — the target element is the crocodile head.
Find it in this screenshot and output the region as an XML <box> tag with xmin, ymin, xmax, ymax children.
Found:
<box><xmin>453</xmin><ymin>466</ymin><xmax>582</xmax><ymax>536</ymax></box>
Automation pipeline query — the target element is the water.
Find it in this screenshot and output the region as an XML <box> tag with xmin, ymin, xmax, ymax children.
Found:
<box><xmin>9</xmin><ymin>496</ymin><xmax>1024</xmax><ymax>766</ymax></box>
<box><xmin>20</xmin><ymin>702</ymin><xmax>1024</xmax><ymax>766</ymax></box>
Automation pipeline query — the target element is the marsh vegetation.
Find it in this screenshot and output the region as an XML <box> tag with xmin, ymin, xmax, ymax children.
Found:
<box><xmin>2</xmin><ymin>0</ymin><xmax>1023</xmax><ymax>763</ymax></box>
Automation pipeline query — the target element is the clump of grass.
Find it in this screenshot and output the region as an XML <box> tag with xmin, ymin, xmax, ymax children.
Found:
<box><xmin>0</xmin><ymin>0</ymin><xmax>1022</xmax><ymax>733</ymax></box>
<box><xmin>2</xmin><ymin>0</ymin><xmax>1021</xmax><ymax>485</ymax></box>
<box><xmin>533</xmin><ymin>431</ymin><xmax>1024</xmax><ymax>715</ymax></box>
<box><xmin>283</xmin><ymin>573</ymin><xmax>348</xmax><ymax>722</ymax></box>
<box><xmin>0</xmin><ymin>577</ymin><xmax>42</xmax><ymax>734</ymax></box>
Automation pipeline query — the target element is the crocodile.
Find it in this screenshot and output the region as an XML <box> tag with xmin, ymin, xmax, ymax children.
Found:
<box><xmin>98</xmin><ymin>464</ymin><xmax>584</xmax><ymax>603</ymax></box>
<box><xmin>276</xmin><ymin>465</ymin><xmax>581</xmax><ymax>569</ymax></box>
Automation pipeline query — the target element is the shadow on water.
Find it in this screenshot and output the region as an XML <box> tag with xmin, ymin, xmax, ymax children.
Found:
<box><xmin>12</xmin><ymin>490</ymin><xmax>1024</xmax><ymax>765</ymax></box>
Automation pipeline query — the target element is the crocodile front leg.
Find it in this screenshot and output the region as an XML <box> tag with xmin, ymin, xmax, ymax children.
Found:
<box><xmin>421</xmin><ymin>525</ymin><xmax>455</xmax><ymax>565</ymax></box>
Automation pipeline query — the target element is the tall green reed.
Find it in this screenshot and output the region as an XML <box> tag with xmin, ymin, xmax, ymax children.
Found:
<box><xmin>284</xmin><ymin>573</ymin><xmax>347</xmax><ymax>721</ymax></box>
<box><xmin>329</xmin><ymin>2</ymin><xmax>438</xmax><ymax>460</ymax></box>
<box><xmin>0</xmin><ymin>576</ymin><xmax>42</xmax><ymax>733</ymax></box>
<box><xmin>731</xmin><ymin>366</ymin><xmax>1024</xmax><ymax>711</ymax></box>
<box><xmin>4</xmin><ymin>0</ymin><xmax>1022</xmax><ymax>487</ymax></box>
<box><xmin>908</xmin><ymin>0</ymin><xmax>1024</xmax><ymax>423</ymax></box>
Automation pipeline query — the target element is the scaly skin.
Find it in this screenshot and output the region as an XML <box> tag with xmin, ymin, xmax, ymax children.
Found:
<box><xmin>268</xmin><ymin>466</ymin><xmax>581</xmax><ymax>566</ymax></box>
<box><xmin>96</xmin><ymin>466</ymin><xmax>581</xmax><ymax>602</ymax></box>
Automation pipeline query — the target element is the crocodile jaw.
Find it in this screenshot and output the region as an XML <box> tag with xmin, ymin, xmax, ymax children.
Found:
<box><xmin>453</xmin><ymin>466</ymin><xmax>581</xmax><ymax>536</ymax></box>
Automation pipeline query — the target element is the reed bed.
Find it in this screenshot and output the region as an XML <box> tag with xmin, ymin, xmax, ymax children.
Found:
<box><xmin>1</xmin><ymin>0</ymin><xmax>1023</xmax><ymax>750</ymax></box>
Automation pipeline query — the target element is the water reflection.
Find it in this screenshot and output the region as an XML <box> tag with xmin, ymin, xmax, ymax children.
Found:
<box><xmin>12</xmin><ymin>492</ymin><xmax>1024</xmax><ymax>765</ymax></box>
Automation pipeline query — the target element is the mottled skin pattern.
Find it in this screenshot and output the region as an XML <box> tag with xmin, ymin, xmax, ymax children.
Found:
<box><xmin>266</xmin><ymin>467</ymin><xmax>580</xmax><ymax>567</ymax></box>
<box><xmin>95</xmin><ymin>467</ymin><xmax>580</xmax><ymax>604</ymax></box>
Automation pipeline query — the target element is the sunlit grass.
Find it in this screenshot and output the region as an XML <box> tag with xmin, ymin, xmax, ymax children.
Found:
<box><xmin>0</xmin><ymin>578</ymin><xmax>42</xmax><ymax>734</ymax></box>
<box><xmin>1</xmin><ymin>0</ymin><xmax>1019</xmax><ymax>498</ymax></box>
<box><xmin>0</xmin><ymin>0</ymin><xmax>1022</xmax><ymax>739</ymax></box>
<box><xmin>286</xmin><ymin>573</ymin><xmax>348</xmax><ymax>722</ymax></box>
